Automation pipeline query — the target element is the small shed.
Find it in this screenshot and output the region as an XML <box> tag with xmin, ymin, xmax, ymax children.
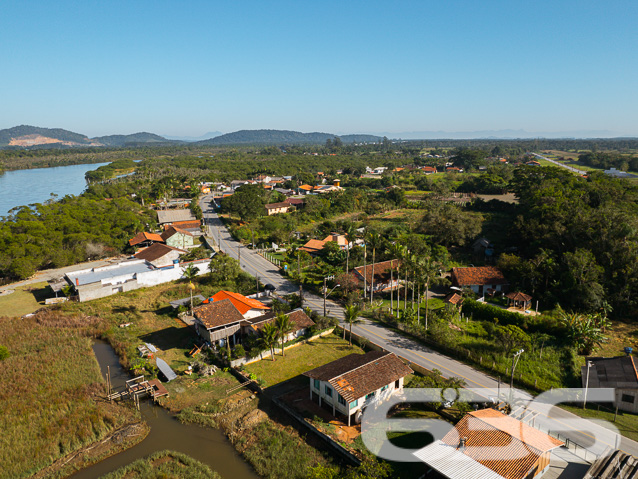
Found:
<box><xmin>156</xmin><ymin>357</ymin><xmax>178</xmax><ymax>382</ymax></box>
<box><xmin>506</xmin><ymin>291</ymin><xmax>532</xmax><ymax>310</ymax></box>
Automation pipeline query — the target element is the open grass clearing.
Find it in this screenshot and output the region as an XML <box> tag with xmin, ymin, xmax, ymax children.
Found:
<box><xmin>0</xmin><ymin>281</ymin><xmax>50</xmax><ymax>317</ymax></box>
<box><xmin>244</xmin><ymin>334</ymin><xmax>365</xmax><ymax>388</ymax></box>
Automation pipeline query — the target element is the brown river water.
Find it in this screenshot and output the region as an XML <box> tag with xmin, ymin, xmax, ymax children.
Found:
<box><xmin>69</xmin><ymin>341</ymin><xmax>259</xmax><ymax>479</ymax></box>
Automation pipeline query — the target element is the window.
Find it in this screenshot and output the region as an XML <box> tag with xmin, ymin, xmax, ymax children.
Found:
<box><xmin>350</xmin><ymin>399</ymin><xmax>358</xmax><ymax>409</ymax></box>
<box><xmin>622</xmin><ymin>393</ymin><xmax>635</xmax><ymax>404</ymax></box>
<box><xmin>325</xmin><ymin>385</ymin><xmax>332</xmax><ymax>397</ymax></box>
<box><xmin>338</xmin><ymin>395</ymin><xmax>346</xmax><ymax>406</ymax></box>
<box><xmin>313</xmin><ymin>379</ymin><xmax>320</xmax><ymax>390</ymax></box>
<box><xmin>366</xmin><ymin>391</ymin><xmax>376</xmax><ymax>400</ymax></box>
<box><xmin>381</xmin><ymin>385</ymin><xmax>388</xmax><ymax>392</ymax></box>
<box><xmin>395</xmin><ymin>379</ymin><xmax>400</xmax><ymax>389</ymax></box>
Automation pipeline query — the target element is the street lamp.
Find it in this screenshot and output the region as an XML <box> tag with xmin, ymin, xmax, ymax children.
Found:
<box><xmin>323</xmin><ymin>277</ymin><xmax>341</xmax><ymax>317</ymax></box>
<box><xmin>509</xmin><ymin>349</ymin><xmax>524</xmax><ymax>402</ymax></box>
<box><xmin>583</xmin><ymin>360</ymin><xmax>594</xmax><ymax>409</ymax></box>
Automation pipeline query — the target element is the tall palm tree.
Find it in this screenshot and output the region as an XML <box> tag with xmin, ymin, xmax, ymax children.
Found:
<box><xmin>386</xmin><ymin>242</ymin><xmax>404</xmax><ymax>317</ymax></box>
<box><xmin>366</xmin><ymin>230</ymin><xmax>381</xmax><ymax>305</ymax></box>
<box><xmin>261</xmin><ymin>323</ymin><xmax>279</xmax><ymax>361</ymax></box>
<box><xmin>344</xmin><ymin>304</ymin><xmax>362</xmax><ymax>346</ymax></box>
<box><xmin>343</xmin><ymin>223</ymin><xmax>357</xmax><ymax>274</ymax></box>
<box><xmin>275</xmin><ymin>313</ymin><xmax>294</xmax><ymax>356</ymax></box>
<box><xmin>181</xmin><ymin>263</ymin><xmax>200</xmax><ymax>314</ymax></box>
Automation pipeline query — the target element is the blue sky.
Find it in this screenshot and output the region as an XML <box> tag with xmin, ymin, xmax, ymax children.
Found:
<box><xmin>1</xmin><ymin>0</ymin><xmax>637</xmax><ymax>137</ymax></box>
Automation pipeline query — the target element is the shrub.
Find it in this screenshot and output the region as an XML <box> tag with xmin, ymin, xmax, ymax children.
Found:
<box><xmin>0</xmin><ymin>345</ymin><xmax>9</xmax><ymax>361</ymax></box>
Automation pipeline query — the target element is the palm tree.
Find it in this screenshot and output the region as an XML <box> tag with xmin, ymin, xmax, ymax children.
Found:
<box><xmin>344</xmin><ymin>304</ymin><xmax>362</xmax><ymax>346</ymax></box>
<box><xmin>366</xmin><ymin>230</ymin><xmax>381</xmax><ymax>305</ymax></box>
<box><xmin>261</xmin><ymin>323</ymin><xmax>279</xmax><ymax>361</ymax></box>
<box><xmin>343</xmin><ymin>223</ymin><xmax>357</xmax><ymax>274</ymax></box>
<box><xmin>182</xmin><ymin>263</ymin><xmax>200</xmax><ymax>314</ymax></box>
<box><xmin>275</xmin><ymin>313</ymin><xmax>294</xmax><ymax>356</ymax></box>
<box><xmin>386</xmin><ymin>242</ymin><xmax>404</xmax><ymax>317</ymax></box>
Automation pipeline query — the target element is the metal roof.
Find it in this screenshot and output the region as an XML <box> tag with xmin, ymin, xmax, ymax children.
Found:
<box><xmin>414</xmin><ymin>441</ymin><xmax>506</xmax><ymax>479</ymax></box>
<box><xmin>156</xmin><ymin>209</ymin><xmax>196</xmax><ymax>224</ymax></box>
<box><xmin>66</xmin><ymin>260</ymin><xmax>155</xmax><ymax>286</ymax></box>
<box><xmin>155</xmin><ymin>358</ymin><xmax>177</xmax><ymax>381</ymax></box>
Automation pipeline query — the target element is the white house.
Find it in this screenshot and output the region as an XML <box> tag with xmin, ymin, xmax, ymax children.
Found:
<box><xmin>303</xmin><ymin>351</ymin><xmax>412</xmax><ymax>426</ymax></box>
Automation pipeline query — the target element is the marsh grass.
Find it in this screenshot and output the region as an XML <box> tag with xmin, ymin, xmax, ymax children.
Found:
<box><xmin>0</xmin><ymin>310</ymin><xmax>138</xmax><ymax>479</ymax></box>
<box><xmin>100</xmin><ymin>450</ymin><xmax>221</xmax><ymax>479</ymax></box>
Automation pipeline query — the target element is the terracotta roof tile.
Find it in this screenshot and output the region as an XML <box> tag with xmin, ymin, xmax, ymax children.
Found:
<box><xmin>129</xmin><ymin>232</ymin><xmax>164</xmax><ymax>246</ymax></box>
<box><xmin>441</xmin><ymin>409</ymin><xmax>563</xmax><ymax>479</ymax></box>
<box><xmin>451</xmin><ymin>267</ymin><xmax>507</xmax><ymax>287</ymax></box>
<box><xmin>298</xmin><ymin>239</ymin><xmax>326</xmax><ymax>253</ymax></box>
<box><xmin>265</xmin><ymin>202</ymin><xmax>290</xmax><ymax>210</ymax></box>
<box><xmin>211</xmin><ymin>291</ymin><xmax>269</xmax><ymax>316</ymax></box>
<box><xmin>304</xmin><ymin>351</ymin><xmax>412</xmax><ymax>402</ymax></box>
<box><xmin>194</xmin><ymin>299</ymin><xmax>244</xmax><ymax>329</ymax></box>
<box><xmin>161</xmin><ymin>225</ymin><xmax>194</xmax><ymax>241</ymax></box>
<box><xmin>353</xmin><ymin>259</ymin><xmax>399</xmax><ymax>284</ymax></box>
<box><xmin>133</xmin><ymin>243</ymin><xmax>186</xmax><ymax>262</ymax></box>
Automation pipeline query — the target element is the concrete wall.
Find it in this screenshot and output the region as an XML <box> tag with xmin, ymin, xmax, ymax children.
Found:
<box><xmin>76</xmin><ymin>259</ymin><xmax>209</xmax><ymax>302</ymax></box>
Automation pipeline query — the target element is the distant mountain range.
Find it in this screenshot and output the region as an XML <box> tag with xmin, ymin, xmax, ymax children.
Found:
<box><xmin>1</xmin><ymin>125</ymin><xmax>634</xmax><ymax>149</ymax></box>
<box><xmin>162</xmin><ymin>131</ymin><xmax>223</xmax><ymax>142</ymax></box>
<box><xmin>371</xmin><ymin>129</ymin><xmax>632</xmax><ymax>139</ymax></box>
<box><xmin>194</xmin><ymin>129</ymin><xmax>381</xmax><ymax>145</ymax></box>
<box><xmin>0</xmin><ymin>125</ymin><xmax>382</xmax><ymax>148</ymax></box>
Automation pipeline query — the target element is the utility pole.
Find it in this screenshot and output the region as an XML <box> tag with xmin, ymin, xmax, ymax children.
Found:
<box><xmin>583</xmin><ymin>361</ymin><xmax>594</xmax><ymax>409</ymax></box>
<box><xmin>238</xmin><ymin>244</ymin><xmax>241</xmax><ymax>264</ymax></box>
<box><xmin>323</xmin><ymin>277</ymin><xmax>327</xmax><ymax>317</ymax></box>
<box><xmin>509</xmin><ymin>349</ymin><xmax>524</xmax><ymax>403</ymax></box>
<box><xmin>298</xmin><ymin>252</ymin><xmax>303</xmax><ymax>301</ymax></box>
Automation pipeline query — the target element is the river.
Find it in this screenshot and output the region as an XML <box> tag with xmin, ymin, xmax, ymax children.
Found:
<box><xmin>0</xmin><ymin>162</ymin><xmax>109</xmax><ymax>217</ymax></box>
<box><xmin>72</xmin><ymin>341</ymin><xmax>259</xmax><ymax>479</ymax></box>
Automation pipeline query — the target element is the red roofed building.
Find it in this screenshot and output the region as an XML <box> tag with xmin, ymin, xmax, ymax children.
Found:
<box><xmin>352</xmin><ymin>259</ymin><xmax>400</xmax><ymax>293</ymax></box>
<box><xmin>414</xmin><ymin>408</ymin><xmax>563</xmax><ymax>479</ymax></box>
<box><xmin>210</xmin><ymin>290</ymin><xmax>270</xmax><ymax>319</ymax></box>
<box><xmin>303</xmin><ymin>351</ymin><xmax>412</xmax><ymax>426</ymax></box>
<box><xmin>451</xmin><ymin>266</ymin><xmax>508</xmax><ymax>296</ymax></box>
<box><xmin>129</xmin><ymin>232</ymin><xmax>165</xmax><ymax>248</ymax></box>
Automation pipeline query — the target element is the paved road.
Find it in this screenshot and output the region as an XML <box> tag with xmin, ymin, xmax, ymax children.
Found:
<box><xmin>200</xmin><ymin>195</ymin><xmax>637</xmax><ymax>459</ymax></box>
<box><xmin>531</xmin><ymin>152</ymin><xmax>588</xmax><ymax>175</ymax></box>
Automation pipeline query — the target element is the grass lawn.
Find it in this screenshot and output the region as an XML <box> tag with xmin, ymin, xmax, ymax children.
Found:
<box><xmin>161</xmin><ymin>370</ymin><xmax>242</xmax><ymax>413</ymax></box>
<box><xmin>561</xmin><ymin>404</ymin><xmax>638</xmax><ymax>444</ymax></box>
<box><xmin>101</xmin><ymin>450</ymin><xmax>220</xmax><ymax>479</ymax></box>
<box><xmin>245</xmin><ymin>334</ymin><xmax>365</xmax><ymax>388</ymax></box>
<box><xmin>0</xmin><ymin>281</ymin><xmax>50</xmax><ymax>316</ymax></box>
<box><xmin>0</xmin><ymin>311</ymin><xmax>141</xmax><ymax>478</ymax></box>
<box><xmin>375</xmin><ymin>296</ymin><xmax>446</xmax><ymax>313</ymax></box>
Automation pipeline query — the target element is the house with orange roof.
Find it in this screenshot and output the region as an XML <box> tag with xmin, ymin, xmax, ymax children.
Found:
<box><xmin>450</xmin><ymin>266</ymin><xmax>508</xmax><ymax>296</ymax></box>
<box><xmin>303</xmin><ymin>351</ymin><xmax>412</xmax><ymax>426</ymax></box>
<box><xmin>128</xmin><ymin>232</ymin><xmax>165</xmax><ymax>248</ymax></box>
<box><xmin>422</xmin><ymin>166</ymin><xmax>438</xmax><ymax>175</ymax></box>
<box><xmin>161</xmin><ymin>226</ymin><xmax>195</xmax><ymax>250</ymax></box>
<box><xmin>298</xmin><ymin>238</ymin><xmax>327</xmax><ymax>255</ymax></box>
<box><xmin>134</xmin><ymin>243</ymin><xmax>187</xmax><ymax>268</ymax></box>
<box><xmin>209</xmin><ymin>290</ymin><xmax>269</xmax><ymax>319</ymax></box>
<box><xmin>414</xmin><ymin>408</ymin><xmax>563</xmax><ymax>479</ymax></box>
<box><xmin>299</xmin><ymin>184</ymin><xmax>315</xmax><ymax>194</ymax></box>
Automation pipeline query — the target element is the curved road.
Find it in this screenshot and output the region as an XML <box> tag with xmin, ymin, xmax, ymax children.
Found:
<box><xmin>200</xmin><ymin>195</ymin><xmax>637</xmax><ymax>459</ymax></box>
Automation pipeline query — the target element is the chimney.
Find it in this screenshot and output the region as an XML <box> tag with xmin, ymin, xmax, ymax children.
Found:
<box><xmin>458</xmin><ymin>437</ymin><xmax>467</xmax><ymax>451</ymax></box>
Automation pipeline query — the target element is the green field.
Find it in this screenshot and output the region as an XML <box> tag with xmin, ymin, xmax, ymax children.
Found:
<box><xmin>244</xmin><ymin>334</ymin><xmax>365</xmax><ymax>388</ymax></box>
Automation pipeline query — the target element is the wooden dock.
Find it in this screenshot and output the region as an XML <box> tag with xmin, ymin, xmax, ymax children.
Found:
<box><xmin>107</xmin><ymin>375</ymin><xmax>169</xmax><ymax>407</ymax></box>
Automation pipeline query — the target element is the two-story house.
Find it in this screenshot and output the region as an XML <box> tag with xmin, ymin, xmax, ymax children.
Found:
<box><xmin>303</xmin><ymin>350</ymin><xmax>412</xmax><ymax>426</ymax></box>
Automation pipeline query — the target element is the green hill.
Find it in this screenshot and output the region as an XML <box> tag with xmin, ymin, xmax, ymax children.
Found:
<box><xmin>0</xmin><ymin>125</ymin><xmax>91</xmax><ymax>146</ymax></box>
<box><xmin>196</xmin><ymin>129</ymin><xmax>381</xmax><ymax>145</ymax></box>
<box><xmin>92</xmin><ymin>132</ymin><xmax>174</xmax><ymax>146</ymax></box>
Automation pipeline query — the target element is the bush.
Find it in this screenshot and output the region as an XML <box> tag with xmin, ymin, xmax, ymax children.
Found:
<box><xmin>232</xmin><ymin>344</ymin><xmax>246</xmax><ymax>359</ymax></box>
<box><xmin>0</xmin><ymin>345</ymin><xmax>9</xmax><ymax>361</ymax></box>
